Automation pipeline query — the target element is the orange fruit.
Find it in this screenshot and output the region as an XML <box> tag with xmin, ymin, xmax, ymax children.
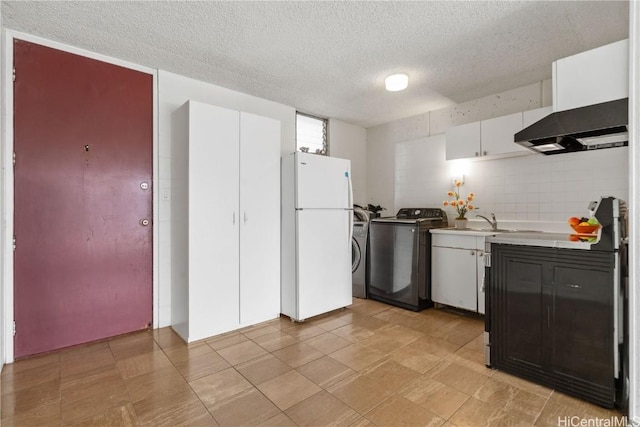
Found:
<box><xmin>579</xmin><ymin>222</ymin><xmax>590</xmax><ymax>226</ymax></box>
<box><xmin>569</xmin><ymin>235</ymin><xmax>580</xmax><ymax>242</ymax></box>
<box><xmin>568</xmin><ymin>217</ymin><xmax>580</xmax><ymax>226</ymax></box>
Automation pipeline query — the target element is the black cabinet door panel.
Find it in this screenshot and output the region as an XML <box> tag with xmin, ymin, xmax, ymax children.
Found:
<box><xmin>504</xmin><ymin>259</ymin><xmax>545</xmax><ymax>368</ymax></box>
<box><xmin>551</xmin><ymin>264</ymin><xmax>613</xmax><ymax>385</ymax></box>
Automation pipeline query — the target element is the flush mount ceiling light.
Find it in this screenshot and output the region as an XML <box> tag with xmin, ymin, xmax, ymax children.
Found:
<box><xmin>385</xmin><ymin>73</ymin><xmax>408</xmax><ymax>91</ymax></box>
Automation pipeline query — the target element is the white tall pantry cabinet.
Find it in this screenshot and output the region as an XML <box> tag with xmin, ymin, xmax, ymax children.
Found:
<box><xmin>171</xmin><ymin>100</ymin><xmax>281</xmax><ymax>343</ymax></box>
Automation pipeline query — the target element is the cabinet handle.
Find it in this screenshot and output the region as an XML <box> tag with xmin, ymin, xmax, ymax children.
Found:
<box><xmin>566</xmin><ymin>283</ymin><xmax>581</xmax><ymax>289</ymax></box>
<box><xmin>475</xmin><ymin>152</ymin><xmax>479</xmax><ymax>157</ymax></box>
<box><xmin>483</xmin><ymin>151</ymin><xmax>487</xmax><ymax>156</ymax></box>
<box><xmin>483</xmin><ymin>252</ymin><xmax>491</xmax><ymax>267</ymax></box>
<box><xmin>547</xmin><ymin>307</ymin><xmax>550</xmax><ymax>328</ymax></box>
<box><xmin>478</xmin><ymin>251</ymin><xmax>484</xmax><ymax>257</ymax></box>
<box><xmin>244</xmin><ymin>212</ymin><xmax>248</xmax><ymax>224</ymax></box>
<box><xmin>470</xmin><ymin>251</ymin><xmax>475</xmax><ymax>255</ymax></box>
<box><xmin>233</xmin><ymin>212</ymin><xmax>236</xmax><ymax>225</ymax></box>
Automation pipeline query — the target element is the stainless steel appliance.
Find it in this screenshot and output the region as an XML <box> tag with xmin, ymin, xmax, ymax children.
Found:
<box><xmin>484</xmin><ymin>196</ymin><xmax>628</xmax><ymax>408</ymax></box>
<box><xmin>515</xmin><ymin>98</ymin><xmax>628</xmax><ymax>155</ymax></box>
<box><xmin>367</xmin><ymin>208</ymin><xmax>448</xmax><ymax>311</ymax></box>
<box><xmin>352</xmin><ymin>221</ymin><xmax>368</xmax><ymax>299</ymax></box>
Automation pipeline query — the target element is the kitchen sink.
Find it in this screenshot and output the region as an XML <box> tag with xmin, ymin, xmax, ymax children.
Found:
<box><xmin>477</xmin><ymin>228</ymin><xmax>543</xmax><ymax>233</ymax></box>
<box><xmin>477</xmin><ymin>228</ymin><xmax>542</xmax><ymax>233</ymax></box>
<box><xmin>446</xmin><ymin>228</ymin><xmax>543</xmax><ymax>233</ymax></box>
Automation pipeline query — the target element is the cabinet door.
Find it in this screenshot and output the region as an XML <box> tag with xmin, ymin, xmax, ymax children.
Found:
<box><xmin>239</xmin><ymin>112</ymin><xmax>281</xmax><ymax>325</ymax></box>
<box><xmin>550</xmin><ymin>263</ymin><xmax>613</xmax><ymax>387</ymax></box>
<box><xmin>445</xmin><ymin>121</ymin><xmax>481</xmax><ymax>160</ymax></box>
<box><xmin>189</xmin><ymin>102</ymin><xmax>240</xmax><ymax>340</ymax></box>
<box><xmin>480</xmin><ymin>112</ymin><xmax>527</xmax><ymax>156</ymax></box>
<box><xmin>432</xmin><ymin>246</ymin><xmax>477</xmax><ymax>311</ymax></box>
<box><xmin>554</xmin><ymin>39</ymin><xmax>628</xmax><ymax>111</ymax></box>
<box><xmin>491</xmin><ymin>248</ymin><xmax>546</xmax><ymax>371</ymax></box>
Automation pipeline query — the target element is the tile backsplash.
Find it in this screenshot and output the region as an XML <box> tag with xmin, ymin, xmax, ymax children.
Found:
<box><xmin>395</xmin><ymin>134</ymin><xmax>628</xmax><ymax>222</ymax></box>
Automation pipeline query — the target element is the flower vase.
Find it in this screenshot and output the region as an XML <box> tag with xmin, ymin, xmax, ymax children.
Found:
<box><xmin>454</xmin><ymin>219</ymin><xmax>468</xmax><ymax>229</ymax></box>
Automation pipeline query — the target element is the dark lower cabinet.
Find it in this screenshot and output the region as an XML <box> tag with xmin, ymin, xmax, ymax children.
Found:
<box><xmin>489</xmin><ymin>244</ymin><xmax>616</xmax><ymax>408</ymax></box>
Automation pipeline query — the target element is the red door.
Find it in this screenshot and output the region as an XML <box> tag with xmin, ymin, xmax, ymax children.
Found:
<box><xmin>13</xmin><ymin>40</ymin><xmax>153</xmax><ymax>358</ymax></box>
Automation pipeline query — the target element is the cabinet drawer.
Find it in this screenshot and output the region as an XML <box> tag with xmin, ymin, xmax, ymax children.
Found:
<box><xmin>432</xmin><ymin>234</ymin><xmax>478</xmax><ymax>250</ymax></box>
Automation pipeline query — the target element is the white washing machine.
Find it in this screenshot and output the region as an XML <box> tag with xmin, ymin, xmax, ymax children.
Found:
<box><xmin>352</xmin><ymin>221</ymin><xmax>368</xmax><ymax>298</ymax></box>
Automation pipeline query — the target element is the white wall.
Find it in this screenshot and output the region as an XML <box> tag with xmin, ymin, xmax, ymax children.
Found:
<box><xmin>628</xmin><ymin>1</ymin><xmax>639</xmax><ymax>419</ymax></box>
<box><xmin>366</xmin><ymin>112</ymin><xmax>431</xmax><ymax>212</ymax></box>
<box><xmin>157</xmin><ymin>70</ymin><xmax>296</xmax><ymax>327</ymax></box>
<box><xmin>329</xmin><ymin>119</ymin><xmax>367</xmax><ymax>206</ymax></box>
<box><xmin>367</xmin><ymin>80</ymin><xmax>554</xmax><ymax>214</ymax></box>
<box><xmin>396</xmin><ymin>136</ymin><xmax>628</xmax><ymax>222</ymax></box>
<box><xmin>0</xmin><ymin>8</ymin><xmax>5</xmax><ymax>369</ymax></box>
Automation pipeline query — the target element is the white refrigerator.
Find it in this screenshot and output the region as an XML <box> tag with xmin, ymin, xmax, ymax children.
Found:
<box><xmin>281</xmin><ymin>152</ymin><xmax>353</xmax><ymax>321</ymax></box>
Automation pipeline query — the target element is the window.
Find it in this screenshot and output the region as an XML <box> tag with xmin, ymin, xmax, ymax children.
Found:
<box><xmin>296</xmin><ymin>112</ymin><xmax>327</xmax><ymax>155</ymax></box>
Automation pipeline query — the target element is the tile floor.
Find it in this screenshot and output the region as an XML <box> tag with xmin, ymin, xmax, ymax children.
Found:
<box><xmin>1</xmin><ymin>298</ymin><xmax>625</xmax><ymax>426</ymax></box>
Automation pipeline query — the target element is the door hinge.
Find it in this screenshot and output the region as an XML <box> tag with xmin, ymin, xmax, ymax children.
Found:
<box><xmin>484</xmin><ymin>252</ymin><xmax>491</xmax><ymax>267</ymax></box>
<box><xmin>12</xmin><ymin>67</ymin><xmax>16</xmax><ymax>82</ymax></box>
<box><xmin>12</xmin><ymin>236</ymin><xmax>16</xmax><ymax>251</ymax></box>
<box><xmin>13</xmin><ymin>321</ymin><xmax>16</xmax><ymax>337</ymax></box>
<box><xmin>13</xmin><ymin>152</ymin><xmax>16</xmax><ymax>167</ymax></box>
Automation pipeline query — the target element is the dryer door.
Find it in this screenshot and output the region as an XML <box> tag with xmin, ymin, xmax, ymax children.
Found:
<box><xmin>352</xmin><ymin>237</ymin><xmax>361</xmax><ymax>273</ymax></box>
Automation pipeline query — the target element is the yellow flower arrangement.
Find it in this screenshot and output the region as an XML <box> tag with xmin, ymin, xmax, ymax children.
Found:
<box><xmin>442</xmin><ymin>180</ymin><xmax>476</xmax><ymax>220</ymax></box>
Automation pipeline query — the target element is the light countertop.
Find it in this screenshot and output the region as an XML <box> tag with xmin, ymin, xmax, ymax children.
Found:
<box><xmin>430</xmin><ymin>220</ymin><xmax>599</xmax><ymax>249</ymax></box>
<box><xmin>486</xmin><ymin>232</ymin><xmax>596</xmax><ymax>250</ymax></box>
<box><xmin>430</xmin><ymin>228</ymin><xmax>502</xmax><ymax>237</ymax></box>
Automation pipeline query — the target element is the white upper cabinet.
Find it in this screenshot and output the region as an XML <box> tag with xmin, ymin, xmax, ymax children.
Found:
<box><xmin>480</xmin><ymin>112</ymin><xmax>527</xmax><ymax>156</ymax></box>
<box><xmin>445</xmin><ymin>121</ymin><xmax>480</xmax><ymax>160</ymax></box>
<box><xmin>446</xmin><ymin>112</ymin><xmax>531</xmax><ymax>160</ymax></box>
<box><xmin>553</xmin><ymin>39</ymin><xmax>629</xmax><ymax>112</ymax></box>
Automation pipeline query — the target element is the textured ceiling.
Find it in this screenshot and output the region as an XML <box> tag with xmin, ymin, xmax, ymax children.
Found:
<box><xmin>1</xmin><ymin>1</ymin><xmax>629</xmax><ymax>128</ymax></box>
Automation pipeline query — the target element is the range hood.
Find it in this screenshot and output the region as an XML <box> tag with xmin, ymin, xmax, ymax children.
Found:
<box><xmin>514</xmin><ymin>98</ymin><xmax>628</xmax><ymax>155</ymax></box>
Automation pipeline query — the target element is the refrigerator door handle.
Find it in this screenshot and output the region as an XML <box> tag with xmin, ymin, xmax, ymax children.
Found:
<box><xmin>347</xmin><ymin>173</ymin><xmax>353</xmax><ymax>209</ymax></box>
<box><xmin>349</xmin><ymin>209</ymin><xmax>353</xmax><ymax>244</ymax></box>
<box><xmin>348</xmin><ymin>174</ymin><xmax>353</xmax><ymax>243</ymax></box>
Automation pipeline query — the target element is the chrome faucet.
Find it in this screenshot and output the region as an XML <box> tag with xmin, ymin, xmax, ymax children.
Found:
<box><xmin>476</xmin><ymin>213</ymin><xmax>498</xmax><ymax>231</ymax></box>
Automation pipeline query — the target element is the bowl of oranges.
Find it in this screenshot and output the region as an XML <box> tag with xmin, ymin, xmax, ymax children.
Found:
<box><xmin>568</xmin><ymin>216</ymin><xmax>600</xmax><ymax>234</ymax></box>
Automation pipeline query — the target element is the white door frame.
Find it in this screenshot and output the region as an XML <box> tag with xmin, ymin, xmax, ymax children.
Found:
<box><xmin>1</xmin><ymin>29</ymin><xmax>159</xmax><ymax>364</ymax></box>
<box><xmin>628</xmin><ymin>1</ymin><xmax>640</xmax><ymax>421</ymax></box>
